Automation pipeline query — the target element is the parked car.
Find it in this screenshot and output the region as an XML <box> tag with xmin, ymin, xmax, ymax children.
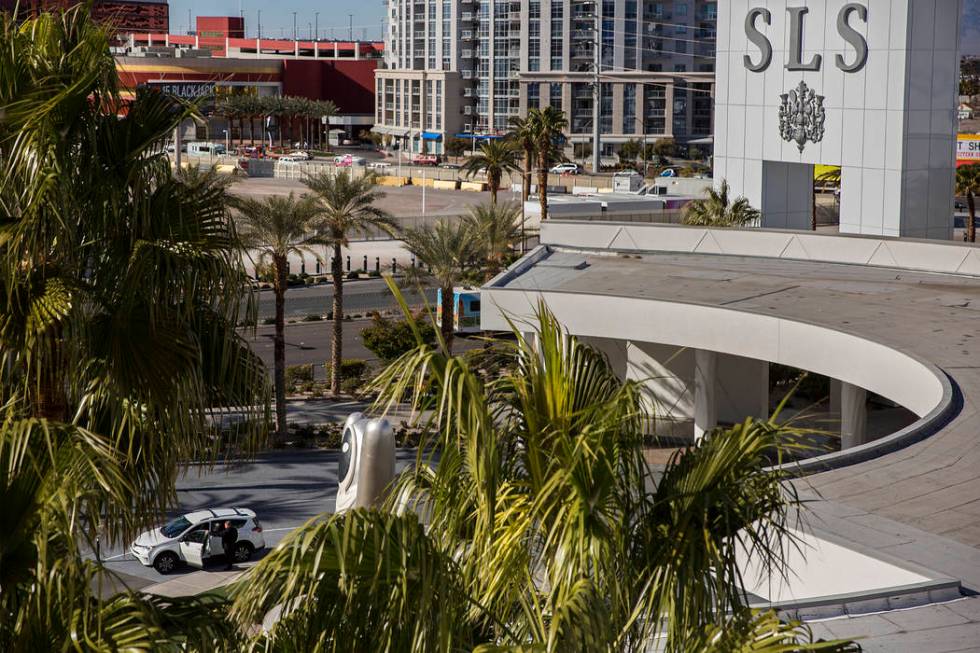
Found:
<box><xmin>413</xmin><ymin>154</ymin><xmax>439</xmax><ymax>166</ymax></box>
<box><xmin>550</xmin><ymin>163</ymin><xmax>580</xmax><ymax>175</ymax></box>
<box><xmin>955</xmin><ymin>199</ymin><xmax>968</xmax><ymax>211</ymax></box>
<box><xmin>278</xmin><ymin>155</ymin><xmax>303</xmax><ymax>165</ymax></box>
<box><xmin>367</xmin><ymin>161</ymin><xmax>392</xmax><ymax>171</ymax></box>
<box><xmin>440</xmin><ymin>162</ymin><xmax>461</xmax><ymax>170</ymax></box>
<box><xmin>289</xmin><ymin>150</ymin><xmax>313</xmax><ymax>161</ymax></box>
<box><xmin>130</xmin><ymin>508</ymin><xmax>265</xmax><ymax>574</ymax></box>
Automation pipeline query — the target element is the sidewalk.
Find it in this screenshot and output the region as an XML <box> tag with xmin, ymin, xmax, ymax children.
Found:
<box><xmin>141</xmin><ymin>566</ymin><xmax>250</xmax><ymax>598</ymax></box>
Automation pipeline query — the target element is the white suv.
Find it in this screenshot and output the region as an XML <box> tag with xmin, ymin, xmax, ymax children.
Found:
<box><xmin>550</xmin><ymin>163</ymin><xmax>580</xmax><ymax>175</ymax></box>
<box><xmin>130</xmin><ymin>508</ymin><xmax>265</xmax><ymax>574</ymax></box>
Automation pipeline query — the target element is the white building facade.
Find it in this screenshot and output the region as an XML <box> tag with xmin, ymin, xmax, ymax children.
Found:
<box><xmin>714</xmin><ymin>0</ymin><xmax>964</xmax><ymax>238</ymax></box>
<box><xmin>375</xmin><ymin>0</ymin><xmax>720</xmax><ymax>157</ymax></box>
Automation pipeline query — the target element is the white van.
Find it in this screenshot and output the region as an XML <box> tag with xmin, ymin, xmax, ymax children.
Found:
<box><xmin>187</xmin><ymin>142</ymin><xmax>226</xmax><ymax>156</ymax></box>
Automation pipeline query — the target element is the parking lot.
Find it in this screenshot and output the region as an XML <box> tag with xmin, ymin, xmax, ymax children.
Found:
<box><xmin>92</xmin><ymin>449</ymin><xmax>421</xmax><ymax>591</ymax></box>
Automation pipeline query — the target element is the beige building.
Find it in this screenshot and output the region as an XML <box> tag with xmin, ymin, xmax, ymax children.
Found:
<box><xmin>374</xmin><ymin>0</ymin><xmax>717</xmax><ymax>158</ymax></box>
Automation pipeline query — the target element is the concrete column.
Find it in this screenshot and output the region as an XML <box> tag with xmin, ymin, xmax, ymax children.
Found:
<box><xmin>147</xmin><ymin>34</ymin><xmax>153</xmax><ymax>47</ymax></box>
<box><xmin>354</xmin><ymin>41</ymin><xmax>361</xmax><ymax>60</ymax></box>
<box><xmin>840</xmin><ymin>383</ymin><xmax>868</xmax><ymax>450</ymax></box>
<box><xmin>694</xmin><ymin>349</ymin><xmax>717</xmax><ymax>442</ymax></box>
<box><xmin>334</xmin><ymin>43</ymin><xmax>340</xmax><ymax>58</ymax></box>
<box><xmin>314</xmin><ymin>42</ymin><xmax>319</xmax><ymax>59</ymax></box>
<box><xmin>829</xmin><ymin>378</ymin><xmax>842</xmax><ymax>418</ymax></box>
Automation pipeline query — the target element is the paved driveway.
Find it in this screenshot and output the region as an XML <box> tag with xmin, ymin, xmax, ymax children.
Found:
<box><xmin>93</xmin><ymin>449</ymin><xmax>422</xmax><ymax>591</ymax></box>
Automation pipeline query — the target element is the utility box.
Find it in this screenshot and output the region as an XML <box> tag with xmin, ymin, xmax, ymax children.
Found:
<box><xmin>612</xmin><ymin>171</ymin><xmax>643</xmax><ymax>193</ymax></box>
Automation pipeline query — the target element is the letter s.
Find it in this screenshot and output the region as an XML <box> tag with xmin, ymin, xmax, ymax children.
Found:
<box><xmin>744</xmin><ymin>8</ymin><xmax>772</xmax><ymax>72</ymax></box>
<box><xmin>836</xmin><ymin>3</ymin><xmax>869</xmax><ymax>73</ymax></box>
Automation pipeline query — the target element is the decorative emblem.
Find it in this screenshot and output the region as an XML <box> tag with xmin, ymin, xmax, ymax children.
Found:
<box><xmin>778</xmin><ymin>81</ymin><xmax>825</xmax><ymax>152</ymax></box>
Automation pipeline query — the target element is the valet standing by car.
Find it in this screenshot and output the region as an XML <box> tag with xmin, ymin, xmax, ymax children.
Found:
<box><xmin>130</xmin><ymin>507</ymin><xmax>264</xmax><ymax>574</ymax></box>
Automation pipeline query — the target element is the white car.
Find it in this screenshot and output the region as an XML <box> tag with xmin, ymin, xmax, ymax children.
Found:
<box><xmin>130</xmin><ymin>508</ymin><xmax>265</xmax><ymax>574</ymax></box>
<box><xmin>278</xmin><ymin>155</ymin><xmax>303</xmax><ymax>165</ymax></box>
<box><xmin>289</xmin><ymin>150</ymin><xmax>313</xmax><ymax>161</ymax></box>
<box><xmin>366</xmin><ymin>161</ymin><xmax>392</xmax><ymax>171</ymax></box>
<box><xmin>550</xmin><ymin>163</ymin><xmax>580</xmax><ymax>175</ymax></box>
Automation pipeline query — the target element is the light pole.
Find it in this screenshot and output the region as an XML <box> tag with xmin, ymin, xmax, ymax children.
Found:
<box><xmin>348</xmin><ymin>14</ymin><xmax>353</xmax><ymax>41</ymax></box>
<box><xmin>315</xmin><ymin>12</ymin><xmax>319</xmax><ymax>40</ymax></box>
<box><xmin>223</xmin><ymin>129</ymin><xmax>229</xmax><ymax>153</ymax></box>
<box><xmin>257</xmin><ymin>10</ymin><xmax>261</xmax><ymax>38</ymax></box>
<box><xmin>592</xmin><ymin>0</ymin><xmax>602</xmax><ymax>175</ymax></box>
<box><xmin>292</xmin><ymin>12</ymin><xmax>297</xmax><ymax>40</ymax></box>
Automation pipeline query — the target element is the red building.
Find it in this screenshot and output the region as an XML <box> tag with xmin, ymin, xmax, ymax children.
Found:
<box><xmin>6</xmin><ymin>1</ymin><xmax>169</xmax><ymax>34</ymax></box>
<box><xmin>195</xmin><ymin>16</ymin><xmax>244</xmax><ymax>39</ymax></box>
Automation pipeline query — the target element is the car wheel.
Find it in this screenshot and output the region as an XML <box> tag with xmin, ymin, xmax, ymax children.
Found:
<box><xmin>234</xmin><ymin>542</ymin><xmax>254</xmax><ymax>562</ymax></box>
<box><xmin>153</xmin><ymin>551</ymin><xmax>179</xmax><ymax>575</ymax></box>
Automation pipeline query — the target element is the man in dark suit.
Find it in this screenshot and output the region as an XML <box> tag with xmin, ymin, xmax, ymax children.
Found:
<box><xmin>218</xmin><ymin>521</ymin><xmax>238</xmax><ymax>570</ymax></box>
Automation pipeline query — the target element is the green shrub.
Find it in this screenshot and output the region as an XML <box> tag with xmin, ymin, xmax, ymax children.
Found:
<box><xmin>361</xmin><ymin>312</ymin><xmax>436</xmax><ymax>362</ymax></box>
<box><xmin>368</xmin><ymin>269</ymin><xmax>382</xmax><ymax>278</ymax></box>
<box><xmin>301</xmin><ymin>313</ymin><xmax>323</xmax><ymax>322</ymax></box>
<box><xmin>285</xmin><ymin>364</ymin><xmax>314</xmax><ymax>385</ymax></box>
<box><xmin>340</xmin><ymin>377</ymin><xmax>362</xmax><ymax>395</ymax></box>
<box><xmin>346</xmin><ymin>270</ymin><xmax>360</xmax><ymax>281</ymax></box>
<box><xmin>261</xmin><ymin>317</ymin><xmax>276</xmax><ymax>325</ymax></box>
<box><xmin>323</xmin><ymin>358</ymin><xmax>369</xmax><ymax>382</ymax></box>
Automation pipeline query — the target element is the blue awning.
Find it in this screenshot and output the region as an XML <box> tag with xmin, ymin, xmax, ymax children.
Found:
<box><xmin>422</xmin><ymin>131</ymin><xmax>443</xmax><ymax>140</ymax></box>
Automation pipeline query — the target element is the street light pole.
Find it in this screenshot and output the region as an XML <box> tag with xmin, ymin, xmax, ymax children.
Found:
<box><xmin>315</xmin><ymin>12</ymin><xmax>319</xmax><ymax>40</ymax></box>
<box><xmin>257</xmin><ymin>10</ymin><xmax>261</xmax><ymax>38</ymax></box>
<box><xmin>349</xmin><ymin>14</ymin><xmax>353</xmax><ymax>41</ymax></box>
<box><xmin>292</xmin><ymin>12</ymin><xmax>297</xmax><ymax>40</ymax></box>
<box><xmin>592</xmin><ymin>0</ymin><xmax>602</xmax><ymax>175</ymax></box>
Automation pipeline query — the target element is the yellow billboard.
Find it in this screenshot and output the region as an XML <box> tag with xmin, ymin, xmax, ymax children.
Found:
<box><xmin>958</xmin><ymin>134</ymin><xmax>980</xmax><ymax>166</ymax></box>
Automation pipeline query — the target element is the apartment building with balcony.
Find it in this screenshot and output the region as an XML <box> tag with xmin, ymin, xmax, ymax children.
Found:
<box><xmin>519</xmin><ymin>0</ymin><xmax>716</xmax><ymax>158</ymax></box>
<box><xmin>374</xmin><ymin>0</ymin><xmax>716</xmax><ymax>157</ymax></box>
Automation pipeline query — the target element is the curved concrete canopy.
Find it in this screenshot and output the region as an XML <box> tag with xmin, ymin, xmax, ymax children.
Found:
<box><xmin>482</xmin><ymin>224</ymin><xmax>980</xmax><ymax>611</ymax></box>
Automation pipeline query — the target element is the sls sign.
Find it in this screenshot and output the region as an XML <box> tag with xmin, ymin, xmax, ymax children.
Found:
<box><xmin>714</xmin><ymin>0</ymin><xmax>964</xmax><ymax>240</ymax></box>
<box><xmin>744</xmin><ymin>4</ymin><xmax>869</xmax><ymax>73</ymax></box>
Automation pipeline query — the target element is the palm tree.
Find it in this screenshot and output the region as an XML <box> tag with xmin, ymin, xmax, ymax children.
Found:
<box><xmin>683</xmin><ymin>179</ymin><xmax>761</xmax><ymax>227</ymax></box>
<box><xmin>465</xmin><ymin>201</ymin><xmax>523</xmax><ymax>281</ymax></box>
<box><xmin>401</xmin><ymin>219</ymin><xmax>482</xmax><ymax>353</ymax></box>
<box><xmin>461</xmin><ymin>139</ymin><xmax>521</xmax><ymax>206</ymax></box>
<box><xmin>508</xmin><ymin>114</ymin><xmax>537</xmax><ymax>206</ymax></box>
<box><xmin>233</xmin><ymin>300</ymin><xmax>859</xmax><ymax>652</ymax></box>
<box><xmin>0</xmin><ymin>8</ymin><xmax>267</xmax><ymax>647</ymax></box>
<box><xmin>233</xmin><ymin>193</ymin><xmax>322</xmax><ymax>440</ymax></box>
<box><xmin>956</xmin><ymin>163</ymin><xmax>980</xmax><ymax>243</ymax></box>
<box><xmin>302</xmin><ymin>171</ymin><xmax>397</xmax><ymax>393</ymax></box>
<box><xmin>530</xmin><ymin>106</ymin><xmax>569</xmax><ymax>221</ymax></box>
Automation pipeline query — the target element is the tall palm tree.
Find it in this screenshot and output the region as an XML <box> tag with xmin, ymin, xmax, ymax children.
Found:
<box><xmin>234</xmin><ymin>299</ymin><xmax>859</xmax><ymax>653</ymax></box>
<box><xmin>464</xmin><ymin>201</ymin><xmax>523</xmax><ymax>281</ymax></box>
<box><xmin>683</xmin><ymin>179</ymin><xmax>761</xmax><ymax>227</ymax></box>
<box><xmin>530</xmin><ymin>106</ymin><xmax>569</xmax><ymax>222</ymax></box>
<box><xmin>0</xmin><ymin>8</ymin><xmax>267</xmax><ymax>647</ymax></box>
<box><xmin>508</xmin><ymin>114</ymin><xmax>537</xmax><ymax>206</ymax></box>
<box><xmin>234</xmin><ymin>193</ymin><xmax>322</xmax><ymax>440</ymax></box>
<box><xmin>302</xmin><ymin>171</ymin><xmax>397</xmax><ymax>393</ymax></box>
<box><xmin>956</xmin><ymin>163</ymin><xmax>980</xmax><ymax>243</ymax></box>
<box><xmin>461</xmin><ymin>139</ymin><xmax>521</xmax><ymax>206</ymax></box>
<box><xmin>401</xmin><ymin>219</ymin><xmax>481</xmax><ymax>353</ymax></box>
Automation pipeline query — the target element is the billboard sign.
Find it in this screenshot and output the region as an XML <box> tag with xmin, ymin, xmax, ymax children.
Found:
<box><xmin>957</xmin><ymin>134</ymin><xmax>980</xmax><ymax>167</ymax></box>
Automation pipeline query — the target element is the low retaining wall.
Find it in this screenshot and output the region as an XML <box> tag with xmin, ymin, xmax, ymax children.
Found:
<box><xmin>376</xmin><ymin>176</ymin><xmax>412</xmax><ymax>187</ymax></box>
<box><xmin>460</xmin><ymin>181</ymin><xmax>487</xmax><ymax>192</ymax></box>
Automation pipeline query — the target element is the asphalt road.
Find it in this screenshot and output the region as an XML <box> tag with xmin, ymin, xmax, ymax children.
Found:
<box><xmin>93</xmin><ymin>449</ymin><xmax>423</xmax><ymax>586</ymax></box>
<box><xmin>230</xmin><ymin>176</ymin><xmax>492</xmax><ymax>217</ymax></box>
<box><xmin>248</xmin><ymin>278</ymin><xmax>436</xmax><ymax>320</ymax></box>
<box><xmin>243</xmin><ymin>318</ymin><xmax>484</xmax><ymax>371</ymax></box>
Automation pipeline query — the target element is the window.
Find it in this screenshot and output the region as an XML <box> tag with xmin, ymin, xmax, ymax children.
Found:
<box><xmin>550</xmin><ymin>82</ymin><xmax>562</xmax><ymax>110</ymax></box>
<box><xmin>623</xmin><ymin>84</ymin><xmax>636</xmax><ymax>134</ymax></box>
<box><xmin>161</xmin><ymin>516</ymin><xmax>191</xmax><ymax>538</ymax></box>
<box><xmin>528</xmin><ymin>82</ymin><xmax>540</xmax><ymax>108</ymax></box>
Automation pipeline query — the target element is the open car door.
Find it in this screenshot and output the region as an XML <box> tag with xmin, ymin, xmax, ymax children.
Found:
<box><xmin>179</xmin><ymin>527</ymin><xmax>208</xmax><ymax>569</ymax></box>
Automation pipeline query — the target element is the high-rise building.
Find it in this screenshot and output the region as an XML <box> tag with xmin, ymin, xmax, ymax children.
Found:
<box><xmin>5</xmin><ymin>1</ymin><xmax>170</xmax><ymax>35</ymax></box>
<box><xmin>374</xmin><ymin>0</ymin><xmax>717</xmax><ymax>159</ymax></box>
